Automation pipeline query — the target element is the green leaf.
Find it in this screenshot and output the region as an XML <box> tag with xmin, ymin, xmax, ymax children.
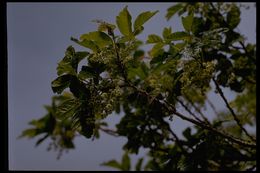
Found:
<box><xmin>71</xmin><ymin>37</ymin><xmax>99</xmax><ymax>52</ymax></box>
<box><xmin>128</xmin><ymin>66</ymin><xmax>147</xmax><ymax>80</ymax></box>
<box><xmin>101</xmin><ymin>160</ymin><xmax>122</xmax><ymax>170</ymax></box>
<box><xmin>173</xmin><ymin>42</ymin><xmax>186</xmax><ymax>51</ymax></box>
<box><xmin>227</xmin><ymin>5</ymin><xmax>240</xmax><ymax>29</ymax></box>
<box><xmin>51</xmin><ymin>75</ymin><xmax>71</xmax><ymax>94</ymax></box>
<box><xmin>150</xmin><ymin>53</ymin><xmax>167</xmax><ymax>65</ymax></box>
<box><xmin>19</xmin><ymin>129</ymin><xmax>38</xmax><ymax>138</ymax></box>
<box><xmin>134</xmin><ymin>10</ymin><xmax>158</xmax><ymax>31</ymax></box>
<box><xmin>57</xmin><ymin>60</ymin><xmax>76</xmax><ymax>76</ymax></box>
<box><xmin>69</xmin><ymin>76</ymin><xmax>90</xmax><ymax>99</ymax></box>
<box><xmin>78</xmin><ymin>66</ymin><xmax>96</xmax><ymax>80</ymax></box>
<box><xmin>183</xmin><ymin>127</ymin><xmax>192</xmax><ymax>140</ymax></box>
<box><xmin>92</xmin><ymin>20</ymin><xmax>116</xmax><ymax>32</ymax></box>
<box><xmin>146</xmin><ymin>34</ymin><xmax>163</xmax><ymax>44</ymax></box>
<box><xmin>29</xmin><ymin>119</ymin><xmax>45</xmax><ymax>128</ymax></box>
<box><xmin>122</xmin><ymin>152</ymin><xmax>131</xmax><ymax>171</ymax></box>
<box><xmin>75</xmin><ymin>51</ymin><xmax>89</xmax><ymax>63</ymax></box>
<box><xmin>182</xmin><ymin>13</ymin><xmax>194</xmax><ymax>32</ymax></box>
<box><xmin>165</xmin><ymin>3</ymin><xmax>183</xmax><ymax>21</ymax></box>
<box><xmin>135</xmin><ymin>158</ymin><xmax>143</xmax><ymax>171</ymax></box>
<box><xmin>162</xmin><ymin>27</ymin><xmax>172</xmax><ymax>39</ymax></box>
<box><xmin>80</xmin><ymin>31</ymin><xmax>112</xmax><ymax>48</ymax></box>
<box><xmin>116</xmin><ymin>6</ymin><xmax>133</xmax><ymax>37</ymax></box>
<box><xmin>56</xmin><ymin>98</ymin><xmax>79</xmax><ymax>120</ymax></box>
<box><xmin>57</xmin><ymin>48</ymin><xmax>87</xmax><ymax>76</ymax></box>
<box><xmin>133</xmin><ymin>26</ymin><xmax>144</xmax><ymax>36</ymax></box>
<box><xmin>168</xmin><ymin>31</ymin><xmax>190</xmax><ymax>41</ymax></box>
<box><xmin>65</xmin><ymin>46</ymin><xmax>75</xmax><ymax>58</ymax></box>
<box><xmin>149</xmin><ymin>42</ymin><xmax>164</xmax><ymax>57</ymax></box>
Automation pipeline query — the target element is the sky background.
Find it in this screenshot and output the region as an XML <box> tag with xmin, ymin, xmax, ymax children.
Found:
<box><xmin>7</xmin><ymin>3</ymin><xmax>256</xmax><ymax>171</ymax></box>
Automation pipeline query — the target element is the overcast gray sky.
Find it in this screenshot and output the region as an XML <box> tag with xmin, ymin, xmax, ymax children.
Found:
<box><xmin>7</xmin><ymin>3</ymin><xmax>255</xmax><ymax>171</ymax></box>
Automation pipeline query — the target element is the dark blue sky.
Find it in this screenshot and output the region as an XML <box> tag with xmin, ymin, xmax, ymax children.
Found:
<box><xmin>7</xmin><ymin>3</ymin><xmax>255</xmax><ymax>171</ymax></box>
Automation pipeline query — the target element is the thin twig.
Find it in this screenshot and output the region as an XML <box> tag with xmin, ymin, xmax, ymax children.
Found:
<box><xmin>206</xmin><ymin>97</ymin><xmax>219</xmax><ymax>116</ymax></box>
<box><xmin>128</xmin><ymin>84</ymin><xmax>256</xmax><ymax>149</ymax></box>
<box><xmin>209</xmin><ymin>3</ymin><xmax>256</xmax><ymax>64</ymax></box>
<box><xmin>176</xmin><ymin>97</ymin><xmax>205</xmax><ymax>123</ymax></box>
<box><xmin>166</xmin><ymin>123</ymin><xmax>188</xmax><ymax>155</ymax></box>
<box><xmin>100</xmin><ymin>127</ymin><xmax>119</xmax><ymax>137</ymax></box>
<box><xmin>110</xmin><ymin>29</ymin><xmax>256</xmax><ymax>149</ymax></box>
<box><xmin>238</xmin><ymin>41</ymin><xmax>256</xmax><ymax>64</ymax></box>
<box><xmin>212</xmin><ymin>78</ymin><xmax>256</xmax><ymax>142</ymax></box>
<box><xmin>183</xmin><ymin>96</ymin><xmax>211</xmax><ymax>125</ymax></box>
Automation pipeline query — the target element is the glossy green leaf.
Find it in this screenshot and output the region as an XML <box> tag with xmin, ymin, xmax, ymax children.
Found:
<box><xmin>168</xmin><ymin>31</ymin><xmax>190</xmax><ymax>41</ymax></box>
<box><xmin>51</xmin><ymin>75</ymin><xmax>71</xmax><ymax>94</ymax></box>
<box><xmin>19</xmin><ymin>129</ymin><xmax>38</xmax><ymax>138</ymax></box>
<box><xmin>182</xmin><ymin>13</ymin><xmax>194</xmax><ymax>32</ymax></box>
<box><xmin>57</xmin><ymin>60</ymin><xmax>76</xmax><ymax>76</ymax></box>
<box><xmin>227</xmin><ymin>5</ymin><xmax>240</xmax><ymax>29</ymax></box>
<box><xmin>149</xmin><ymin>42</ymin><xmax>164</xmax><ymax>57</ymax></box>
<box><xmin>166</xmin><ymin>3</ymin><xmax>183</xmax><ymax>21</ymax></box>
<box><xmin>80</xmin><ymin>31</ymin><xmax>112</xmax><ymax>48</ymax></box>
<box><xmin>71</xmin><ymin>37</ymin><xmax>99</xmax><ymax>52</ymax></box>
<box><xmin>134</xmin><ymin>10</ymin><xmax>158</xmax><ymax>31</ymax></box>
<box><xmin>162</xmin><ymin>27</ymin><xmax>172</xmax><ymax>39</ymax></box>
<box><xmin>147</xmin><ymin>34</ymin><xmax>163</xmax><ymax>43</ymax></box>
<box><xmin>116</xmin><ymin>6</ymin><xmax>133</xmax><ymax>37</ymax></box>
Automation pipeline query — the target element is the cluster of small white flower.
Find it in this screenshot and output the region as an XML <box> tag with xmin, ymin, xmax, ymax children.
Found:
<box><xmin>180</xmin><ymin>60</ymin><xmax>215</xmax><ymax>93</ymax></box>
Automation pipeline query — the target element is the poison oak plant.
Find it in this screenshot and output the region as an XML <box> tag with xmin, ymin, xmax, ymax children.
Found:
<box><xmin>20</xmin><ymin>3</ymin><xmax>256</xmax><ymax>170</ymax></box>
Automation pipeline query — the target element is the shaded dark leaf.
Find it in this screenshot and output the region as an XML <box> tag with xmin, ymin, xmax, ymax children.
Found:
<box><xmin>51</xmin><ymin>75</ymin><xmax>72</xmax><ymax>94</ymax></box>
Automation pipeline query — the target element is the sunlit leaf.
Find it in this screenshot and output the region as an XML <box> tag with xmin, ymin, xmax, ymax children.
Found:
<box><xmin>166</xmin><ymin>3</ymin><xmax>184</xmax><ymax>21</ymax></box>
<box><xmin>57</xmin><ymin>60</ymin><xmax>76</xmax><ymax>76</ymax></box>
<box><xmin>116</xmin><ymin>6</ymin><xmax>133</xmax><ymax>37</ymax></box>
<box><xmin>162</xmin><ymin>27</ymin><xmax>172</xmax><ymax>39</ymax></box>
<box><xmin>134</xmin><ymin>10</ymin><xmax>158</xmax><ymax>31</ymax></box>
<box><xmin>182</xmin><ymin>13</ymin><xmax>194</xmax><ymax>32</ymax></box>
<box><xmin>168</xmin><ymin>31</ymin><xmax>190</xmax><ymax>41</ymax></box>
<box><xmin>147</xmin><ymin>34</ymin><xmax>163</xmax><ymax>43</ymax></box>
<box><xmin>71</xmin><ymin>37</ymin><xmax>99</xmax><ymax>52</ymax></box>
<box><xmin>149</xmin><ymin>42</ymin><xmax>164</xmax><ymax>57</ymax></box>
<box><xmin>19</xmin><ymin>129</ymin><xmax>38</xmax><ymax>138</ymax></box>
<box><xmin>80</xmin><ymin>31</ymin><xmax>112</xmax><ymax>48</ymax></box>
